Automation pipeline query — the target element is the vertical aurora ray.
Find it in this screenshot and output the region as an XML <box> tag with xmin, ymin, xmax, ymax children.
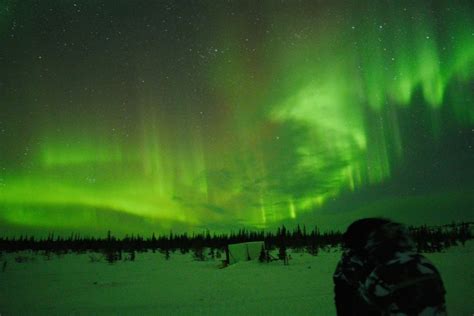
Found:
<box><xmin>0</xmin><ymin>0</ymin><xmax>473</xmax><ymax>235</ymax></box>
<box><xmin>264</xmin><ymin>1</ymin><xmax>474</xmax><ymax>215</ymax></box>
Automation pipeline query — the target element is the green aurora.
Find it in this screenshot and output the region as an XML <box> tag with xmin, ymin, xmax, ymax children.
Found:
<box><xmin>0</xmin><ymin>0</ymin><xmax>473</xmax><ymax>236</ymax></box>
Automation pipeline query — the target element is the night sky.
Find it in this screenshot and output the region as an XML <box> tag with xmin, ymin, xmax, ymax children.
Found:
<box><xmin>0</xmin><ymin>0</ymin><xmax>473</xmax><ymax>236</ymax></box>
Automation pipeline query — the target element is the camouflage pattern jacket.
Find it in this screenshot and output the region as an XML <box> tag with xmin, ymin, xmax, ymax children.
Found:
<box><xmin>334</xmin><ymin>222</ymin><xmax>447</xmax><ymax>316</ymax></box>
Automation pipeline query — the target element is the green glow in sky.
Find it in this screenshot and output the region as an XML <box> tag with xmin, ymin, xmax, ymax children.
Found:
<box><xmin>0</xmin><ymin>0</ymin><xmax>473</xmax><ymax>235</ymax></box>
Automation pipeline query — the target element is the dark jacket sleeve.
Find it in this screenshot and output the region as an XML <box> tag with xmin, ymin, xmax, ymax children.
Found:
<box><xmin>334</xmin><ymin>253</ymin><xmax>382</xmax><ymax>316</ymax></box>
<box><xmin>334</xmin><ymin>277</ymin><xmax>357</xmax><ymax>316</ymax></box>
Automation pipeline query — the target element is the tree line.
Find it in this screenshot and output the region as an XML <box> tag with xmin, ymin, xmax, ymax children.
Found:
<box><xmin>410</xmin><ymin>222</ymin><xmax>472</xmax><ymax>252</ymax></box>
<box><xmin>0</xmin><ymin>222</ymin><xmax>472</xmax><ymax>264</ymax></box>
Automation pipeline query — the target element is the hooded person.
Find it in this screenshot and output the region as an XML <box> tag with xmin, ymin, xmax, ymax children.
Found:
<box><xmin>334</xmin><ymin>218</ymin><xmax>447</xmax><ymax>316</ymax></box>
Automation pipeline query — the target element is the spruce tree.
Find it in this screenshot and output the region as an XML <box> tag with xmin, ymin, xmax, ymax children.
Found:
<box><xmin>259</xmin><ymin>245</ymin><xmax>267</xmax><ymax>263</ymax></box>
<box><xmin>278</xmin><ymin>244</ymin><xmax>288</xmax><ymax>265</ymax></box>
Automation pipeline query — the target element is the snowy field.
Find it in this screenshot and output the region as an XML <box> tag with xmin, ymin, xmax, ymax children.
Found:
<box><xmin>0</xmin><ymin>242</ymin><xmax>473</xmax><ymax>315</ymax></box>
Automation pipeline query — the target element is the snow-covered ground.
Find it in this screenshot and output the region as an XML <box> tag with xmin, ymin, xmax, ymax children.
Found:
<box><xmin>0</xmin><ymin>242</ymin><xmax>473</xmax><ymax>315</ymax></box>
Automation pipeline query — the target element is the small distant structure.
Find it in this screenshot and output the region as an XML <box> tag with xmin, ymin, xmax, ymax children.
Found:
<box><xmin>226</xmin><ymin>241</ymin><xmax>265</xmax><ymax>264</ymax></box>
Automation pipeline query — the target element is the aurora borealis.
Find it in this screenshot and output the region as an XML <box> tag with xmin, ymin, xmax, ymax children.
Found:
<box><xmin>0</xmin><ymin>0</ymin><xmax>473</xmax><ymax>236</ymax></box>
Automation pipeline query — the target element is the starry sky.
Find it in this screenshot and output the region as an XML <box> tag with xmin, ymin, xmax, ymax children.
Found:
<box><xmin>0</xmin><ymin>0</ymin><xmax>473</xmax><ymax>236</ymax></box>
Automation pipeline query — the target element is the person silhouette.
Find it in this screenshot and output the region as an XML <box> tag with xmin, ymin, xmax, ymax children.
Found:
<box><xmin>334</xmin><ymin>218</ymin><xmax>447</xmax><ymax>316</ymax></box>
